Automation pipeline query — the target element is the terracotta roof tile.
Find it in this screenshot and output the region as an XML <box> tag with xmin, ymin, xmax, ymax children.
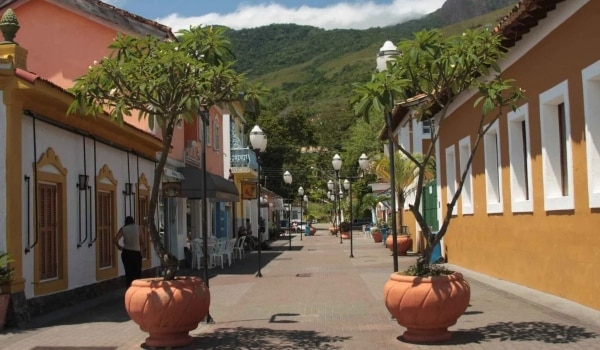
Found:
<box><xmin>0</xmin><ymin>0</ymin><xmax>176</xmax><ymax>40</ymax></box>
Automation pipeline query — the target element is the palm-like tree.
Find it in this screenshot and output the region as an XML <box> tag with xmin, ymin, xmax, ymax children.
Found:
<box><xmin>358</xmin><ymin>192</ymin><xmax>390</xmax><ymax>225</ymax></box>
<box><xmin>372</xmin><ymin>152</ymin><xmax>435</xmax><ymax>233</ymax></box>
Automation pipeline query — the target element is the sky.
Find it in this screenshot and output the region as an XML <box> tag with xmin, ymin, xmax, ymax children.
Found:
<box><xmin>104</xmin><ymin>0</ymin><xmax>446</xmax><ymax>31</ymax></box>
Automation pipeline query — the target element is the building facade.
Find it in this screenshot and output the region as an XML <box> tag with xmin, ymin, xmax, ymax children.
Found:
<box><xmin>433</xmin><ymin>0</ymin><xmax>599</xmax><ymax>310</ymax></box>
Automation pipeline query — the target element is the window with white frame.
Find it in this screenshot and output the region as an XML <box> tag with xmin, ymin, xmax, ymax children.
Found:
<box><xmin>213</xmin><ymin>118</ymin><xmax>220</xmax><ymax>151</ymax></box>
<box><xmin>422</xmin><ymin>119</ymin><xmax>432</xmax><ymax>137</ymax></box>
<box><xmin>484</xmin><ymin>120</ymin><xmax>503</xmax><ymax>213</ymax></box>
<box><xmin>582</xmin><ymin>61</ymin><xmax>600</xmax><ymax>208</ymax></box>
<box><xmin>445</xmin><ymin>145</ymin><xmax>457</xmax><ymax>216</ymax></box>
<box><xmin>458</xmin><ymin>136</ymin><xmax>473</xmax><ymax>215</ymax></box>
<box><xmin>507</xmin><ymin>104</ymin><xmax>533</xmax><ymax>212</ymax></box>
<box><xmin>540</xmin><ymin>80</ymin><xmax>574</xmax><ymax>211</ymax></box>
<box><xmin>206</xmin><ymin>116</ymin><xmax>212</xmax><ymax>147</ymax></box>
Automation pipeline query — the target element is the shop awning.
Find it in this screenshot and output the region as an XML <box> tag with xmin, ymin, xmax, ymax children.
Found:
<box><xmin>179</xmin><ymin>167</ymin><xmax>239</xmax><ymax>202</ymax></box>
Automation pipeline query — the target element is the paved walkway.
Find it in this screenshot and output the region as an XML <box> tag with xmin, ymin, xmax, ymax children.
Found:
<box><xmin>0</xmin><ymin>225</ymin><xmax>599</xmax><ymax>349</ymax></box>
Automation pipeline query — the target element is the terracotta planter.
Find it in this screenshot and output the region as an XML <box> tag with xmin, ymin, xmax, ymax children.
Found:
<box><xmin>386</xmin><ymin>235</ymin><xmax>413</xmax><ymax>255</ymax></box>
<box><xmin>384</xmin><ymin>272</ymin><xmax>470</xmax><ymax>343</ymax></box>
<box><xmin>125</xmin><ymin>276</ymin><xmax>210</xmax><ymax>348</ymax></box>
<box><xmin>340</xmin><ymin>231</ymin><xmax>351</xmax><ymax>239</ymax></box>
<box><xmin>329</xmin><ymin>227</ymin><xmax>338</xmax><ymax>235</ymax></box>
<box><xmin>371</xmin><ymin>231</ymin><xmax>382</xmax><ymax>243</ymax></box>
<box><xmin>309</xmin><ymin>227</ymin><xmax>317</xmax><ymax>235</ymax></box>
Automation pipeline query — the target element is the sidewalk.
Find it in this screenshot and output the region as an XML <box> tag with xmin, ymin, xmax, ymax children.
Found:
<box><xmin>0</xmin><ymin>225</ymin><xmax>598</xmax><ymax>349</ymax></box>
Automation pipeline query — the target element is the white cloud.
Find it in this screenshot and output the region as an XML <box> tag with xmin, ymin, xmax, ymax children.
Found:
<box><xmin>157</xmin><ymin>0</ymin><xmax>446</xmax><ymax>32</ymax></box>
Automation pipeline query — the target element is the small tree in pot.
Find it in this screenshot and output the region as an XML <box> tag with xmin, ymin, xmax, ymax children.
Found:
<box><xmin>68</xmin><ymin>26</ymin><xmax>265</xmax><ymax>280</ymax></box>
<box><xmin>68</xmin><ymin>25</ymin><xmax>266</xmax><ymax>347</ymax></box>
<box><xmin>352</xmin><ymin>28</ymin><xmax>524</xmax><ymax>342</ymax></box>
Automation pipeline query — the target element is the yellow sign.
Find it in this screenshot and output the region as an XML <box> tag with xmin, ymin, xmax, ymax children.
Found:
<box><xmin>241</xmin><ymin>182</ymin><xmax>257</xmax><ymax>199</ymax></box>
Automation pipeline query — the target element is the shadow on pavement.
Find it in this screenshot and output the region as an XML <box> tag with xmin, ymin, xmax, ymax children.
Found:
<box><xmin>468</xmin><ymin>321</ymin><xmax>598</xmax><ymax>344</ymax></box>
<box><xmin>399</xmin><ymin>321</ymin><xmax>600</xmax><ymax>346</ymax></box>
<box><xmin>177</xmin><ymin>327</ymin><xmax>352</xmax><ymax>350</ymax></box>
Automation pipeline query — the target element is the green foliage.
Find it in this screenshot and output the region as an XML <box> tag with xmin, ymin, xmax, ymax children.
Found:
<box><xmin>67</xmin><ymin>26</ymin><xmax>264</xmax><ymax>280</ymax></box>
<box><xmin>404</xmin><ymin>263</ymin><xmax>453</xmax><ymax>277</ymax></box>
<box><xmin>351</xmin><ymin>26</ymin><xmax>525</xmax><ymax>273</ymax></box>
<box><xmin>227</xmin><ymin>0</ymin><xmax>514</xmax><ymax>184</ymax></box>
<box><xmin>0</xmin><ymin>252</ymin><xmax>14</xmax><ymax>283</ymax></box>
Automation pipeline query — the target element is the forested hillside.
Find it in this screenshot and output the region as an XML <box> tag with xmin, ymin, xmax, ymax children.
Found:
<box><xmin>225</xmin><ymin>0</ymin><xmax>518</xmax><ymax>198</ymax></box>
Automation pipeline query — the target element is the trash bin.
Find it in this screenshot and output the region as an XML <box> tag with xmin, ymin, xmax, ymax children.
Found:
<box><xmin>305</xmin><ymin>225</ymin><xmax>311</xmax><ymax>236</ymax></box>
<box><xmin>430</xmin><ymin>231</ymin><xmax>443</xmax><ymax>264</ymax></box>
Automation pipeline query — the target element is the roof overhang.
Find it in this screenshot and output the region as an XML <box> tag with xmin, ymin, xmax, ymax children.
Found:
<box><xmin>179</xmin><ymin>167</ymin><xmax>239</xmax><ymax>202</ymax></box>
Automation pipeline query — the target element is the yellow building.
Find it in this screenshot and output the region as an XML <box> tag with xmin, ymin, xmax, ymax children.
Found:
<box><xmin>392</xmin><ymin>0</ymin><xmax>600</xmax><ymax>310</ymax></box>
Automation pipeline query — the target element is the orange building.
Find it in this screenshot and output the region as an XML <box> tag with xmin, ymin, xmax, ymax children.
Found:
<box><xmin>391</xmin><ymin>0</ymin><xmax>600</xmax><ymax>310</ymax></box>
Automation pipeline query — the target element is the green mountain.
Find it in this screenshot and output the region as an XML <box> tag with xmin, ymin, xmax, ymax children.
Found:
<box><xmin>225</xmin><ymin>0</ymin><xmax>517</xmax><ymax>197</ymax></box>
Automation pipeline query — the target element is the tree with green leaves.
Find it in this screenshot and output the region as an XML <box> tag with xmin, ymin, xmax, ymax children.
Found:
<box><xmin>68</xmin><ymin>25</ymin><xmax>266</xmax><ymax>280</ymax></box>
<box><xmin>352</xmin><ymin>28</ymin><xmax>524</xmax><ymax>274</ymax></box>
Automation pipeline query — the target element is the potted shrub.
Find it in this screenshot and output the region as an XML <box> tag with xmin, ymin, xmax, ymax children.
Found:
<box><xmin>370</xmin><ymin>225</ymin><xmax>383</xmax><ymax>243</ymax></box>
<box><xmin>353</xmin><ymin>28</ymin><xmax>523</xmax><ymax>342</ymax></box>
<box><xmin>339</xmin><ymin>221</ymin><xmax>351</xmax><ymax>239</ymax></box>
<box><xmin>0</xmin><ymin>252</ymin><xmax>14</xmax><ymax>331</ymax></box>
<box><xmin>69</xmin><ymin>26</ymin><xmax>264</xmax><ymax>348</ymax></box>
<box><xmin>386</xmin><ymin>226</ymin><xmax>413</xmax><ymax>255</ymax></box>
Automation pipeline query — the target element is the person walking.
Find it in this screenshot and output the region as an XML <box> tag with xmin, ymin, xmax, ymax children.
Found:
<box><xmin>114</xmin><ymin>216</ymin><xmax>146</xmax><ymax>287</ymax></box>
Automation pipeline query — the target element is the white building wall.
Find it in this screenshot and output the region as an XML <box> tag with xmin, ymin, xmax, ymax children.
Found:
<box><xmin>20</xmin><ymin>115</ymin><xmax>157</xmax><ymax>298</ymax></box>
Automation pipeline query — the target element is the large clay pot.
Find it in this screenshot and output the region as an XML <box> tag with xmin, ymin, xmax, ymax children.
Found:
<box><xmin>125</xmin><ymin>276</ymin><xmax>210</xmax><ymax>348</ymax></box>
<box><xmin>310</xmin><ymin>227</ymin><xmax>317</xmax><ymax>235</ymax></box>
<box><xmin>340</xmin><ymin>231</ymin><xmax>351</xmax><ymax>239</ymax></box>
<box><xmin>384</xmin><ymin>272</ymin><xmax>470</xmax><ymax>343</ymax></box>
<box><xmin>329</xmin><ymin>227</ymin><xmax>338</xmax><ymax>235</ymax></box>
<box><xmin>386</xmin><ymin>235</ymin><xmax>413</xmax><ymax>255</ymax></box>
<box><xmin>371</xmin><ymin>230</ymin><xmax>382</xmax><ymax>243</ymax></box>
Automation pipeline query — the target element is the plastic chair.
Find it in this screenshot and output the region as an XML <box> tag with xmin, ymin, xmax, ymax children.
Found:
<box><xmin>223</xmin><ymin>238</ymin><xmax>237</xmax><ymax>266</ymax></box>
<box><xmin>210</xmin><ymin>240</ymin><xmax>226</xmax><ymax>269</ymax></box>
<box><xmin>191</xmin><ymin>239</ymin><xmax>203</xmax><ymax>270</ymax></box>
<box><xmin>234</xmin><ymin>236</ymin><xmax>246</xmax><ymax>260</ymax></box>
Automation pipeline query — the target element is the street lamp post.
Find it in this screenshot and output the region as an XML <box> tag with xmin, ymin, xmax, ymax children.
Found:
<box><xmin>343</xmin><ymin>178</ymin><xmax>353</xmax><ymax>257</ymax></box>
<box><xmin>249</xmin><ymin>125</ymin><xmax>267</xmax><ymax>278</ymax></box>
<box><xmin>298</xmin><ymin>186</ymin><xmax>304</xmax><ymax>240</ymax></box>
<box><xmin>343</xmin><ymin>153</ymin><xmax>370</xmax><ymax>259</ymax></box>
<box><xmin>283</xmin><ymin>170</ymin><xmax>293</xmax><ymax>251</ymax></box>
<box><xmin>332</xmin><ymin>154</ymin><xmax>343</xmax><ymax>244</ymax></box>
<box><xmin>377</xmin><ymin>40</ymin><xmax>400</xmax><ymax>272</ymax></box>
<box><xmin>338</xmin><ymin>188</ymin><xmax>343</xmax><ymax>244</ymax></box>
<box><xmin>303</xmin><ymin>194</ymin><xmax>308</xmax><ymax>233</ymax></box>
<box><xmin>327</xmin><ymin>180</ymin><xmax>336</xmax><ymax>236</ymax></box>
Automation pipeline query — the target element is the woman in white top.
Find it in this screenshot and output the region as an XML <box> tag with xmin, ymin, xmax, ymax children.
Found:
<box><xmin>114</xmin><ymin>216</ymin><xmax>146</xmax><ymax>287</ymax></box>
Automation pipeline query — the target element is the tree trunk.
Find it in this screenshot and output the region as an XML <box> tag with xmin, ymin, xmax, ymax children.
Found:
<box><xmin>146</xmin><ymin>120</ymin><xmax>179</xmax><ymax>281</ymax></box>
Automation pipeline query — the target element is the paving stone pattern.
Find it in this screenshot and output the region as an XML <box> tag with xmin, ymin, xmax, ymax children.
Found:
<box><xmin>0</xmin><ymin>225</ymin><xmax>598</xmax><ymax>349</ymax></box>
